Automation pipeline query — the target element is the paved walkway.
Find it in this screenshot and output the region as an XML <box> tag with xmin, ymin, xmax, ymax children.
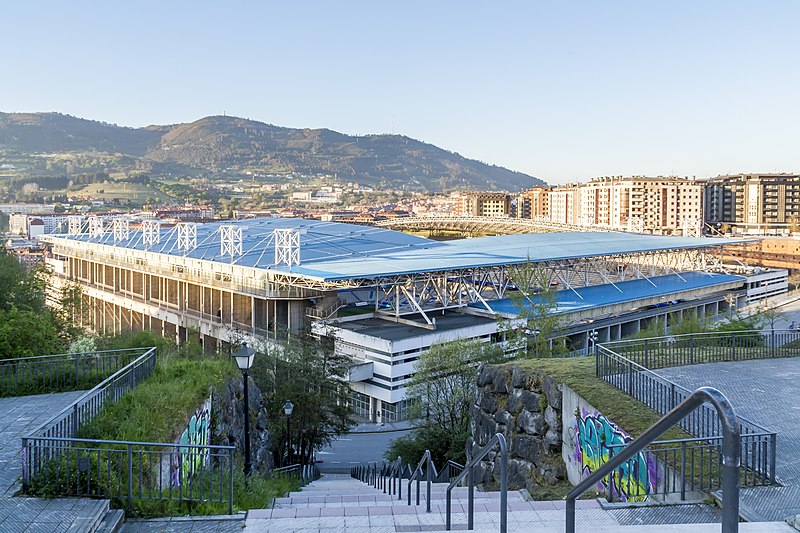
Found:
<box><xmin>0</xmin><ymin>391</ymin><xmax>113</xmax><ymax>532</ymax></box>
<box><xmin>656</xmin><ymin>357</ymin><xmax>800</xmax><ymax>522</ymax></box>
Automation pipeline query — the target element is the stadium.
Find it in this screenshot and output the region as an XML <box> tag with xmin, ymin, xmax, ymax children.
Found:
<box><xmin>41</xmin><ymin>217</ymin><xmax>786</xmax><ymax>422</ymax></box>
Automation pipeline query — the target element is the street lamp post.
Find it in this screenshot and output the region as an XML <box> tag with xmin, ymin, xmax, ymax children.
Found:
<box><xmin>283</xmin><ymin>400</ymin><xmax>294</xmax><ymax>466</ymax></box>
<box><xmin>589</xmin><ymin>330</ymin><xmax>599</xmax><ymax>355</ymax></box>
<box><xmin>234</xmin><ymin>344</ymin><xmax>256</xmax><ymax>477</ymax></box>
<box><xmin>533</xmin><ymin>328</ymin><xmax>541</xmax><ymax>357</ymax></box>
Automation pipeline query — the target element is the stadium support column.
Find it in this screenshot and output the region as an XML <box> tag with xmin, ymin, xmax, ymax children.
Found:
<box><xmin>288</xmin><ymin>301</ymin><xmax>305</xmax><ymax>334</ymax></box>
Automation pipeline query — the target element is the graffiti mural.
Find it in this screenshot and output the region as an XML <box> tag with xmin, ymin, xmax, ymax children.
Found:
<box><xmin>171</xmin><ymin>397</ymin><xmax>211</xmax><ymax>487</ymax></box>
<box><xmin>573</xmin><ymin>408</ymin><xmax>659</xmax><ymax>502</ymax></box>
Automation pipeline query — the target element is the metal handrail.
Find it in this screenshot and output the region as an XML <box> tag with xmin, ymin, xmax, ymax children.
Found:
<box><xmin>0</xmin><ymin>347</ymin><xmax>150</xmax><ymax>364</ymax></box>
<box><xmin>601</xmin><ymin>329</ymin><xmax>797</xmax><ymax>347</ymax></box>
<box><xmin>407</xmin><ymin>450</ymin><xmax>438</xmax><ymax>512</ymax></box>
<box><xmin>565</xmin><ymin>387</ymin><xmax>740</xmax><ymax>533</ymax></box>
<box><xmin>24</xmin><ymin>347</ymin><xmax>157</xmax><ymax>439</ymax></box>
<box><xmin>445</xmin><ymin>432</ymin><xmax>507</xmax><ymax>532</ymax></box>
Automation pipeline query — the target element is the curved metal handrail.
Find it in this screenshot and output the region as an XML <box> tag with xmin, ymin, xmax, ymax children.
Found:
<box><xmin>565</xmin><ymin>386</ymin><xmax>740</xmax><ymax>533</ymax></box>
<box><xmin>407</xmin><ymin>450</ymin><xmax>438</xmax><ymax>512</ymax></box>
<box><xmin>445</xmin><ymin>433</ymin><xmax>507</xmax><ymax>532</ymax></box>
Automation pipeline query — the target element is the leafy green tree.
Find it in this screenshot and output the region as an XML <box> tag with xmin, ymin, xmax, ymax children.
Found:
<box><xmin>406</xmin><ymin>339</ymin><xmax>503</xmax><ymax>433</ymax></box>
<box><xmin>251</xmin><ymin>333</ymin><xmax>352</xmax><ymax>466</ymax></box>
<box><xmin>0</xmin><ymin>307</ymin><xmax>62</xmax><ymax>357</ymax></box>
<box><xmin>753</xmin><ymin>304</ymin><xmax>785</xmax><ymax>331</ymax></box>
<box><xmin>667</xmin><ymin>310</ymin><xmax>708</xmax><ymax>336</ymax></box>
<box><xmin>0</xmin><ymin>250</ymin><xmax>46</xmax><ymax>313</ymax></box>
<box><xmin>386</xmin><ymin>339</ymin><xmax>503</xmax><ymax>465</ymax></box>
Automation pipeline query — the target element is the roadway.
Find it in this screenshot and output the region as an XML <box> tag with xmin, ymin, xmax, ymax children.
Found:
<box><xmin>316</xmin><ymin>428</ymin><xmax>412</xmax><ymax>473</ymax></box>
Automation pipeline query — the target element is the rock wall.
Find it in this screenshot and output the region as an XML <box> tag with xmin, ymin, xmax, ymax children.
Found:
<box><xmin>211</xmin><ymin>375</ymin><xmax>274</xmax><ymax>474</ymax></box>
<box><xmin>471</xmin><ymin>363</ymin><xmax>672</xmax><ymax>502</ymax></box>
<box><xmin>469</xmin><ymin>364</ymin><xmax>566</xmax><ymax>494</ymax></box>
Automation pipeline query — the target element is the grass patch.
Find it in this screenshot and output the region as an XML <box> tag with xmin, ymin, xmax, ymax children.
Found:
<box><xmin>79</xmin><ymin>355</ymin><xmax>237</xmax><ymax>443</ymax></box>
<box><xmin>512</xmin><ymin>356</ymin><xmax>690</xmax><ymax>441</ymax></box>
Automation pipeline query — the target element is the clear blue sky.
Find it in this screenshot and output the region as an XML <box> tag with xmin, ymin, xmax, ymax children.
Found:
<box><xmin>2</xmin><ymin>1</ymin><xmax>799</xmax><ymax>184</ymax></box>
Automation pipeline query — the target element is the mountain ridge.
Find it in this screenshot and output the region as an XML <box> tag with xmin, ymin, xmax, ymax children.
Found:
<box><xmin>0</xmin><ymin>112</ymin><xmax>544</xmax><ymax>191</ymax></box>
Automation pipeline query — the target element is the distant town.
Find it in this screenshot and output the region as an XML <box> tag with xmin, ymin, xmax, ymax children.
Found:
<box><xmin>4</xmin><ymin>172</ymin><xmax>800</xmax><ymax>275</ymax></box>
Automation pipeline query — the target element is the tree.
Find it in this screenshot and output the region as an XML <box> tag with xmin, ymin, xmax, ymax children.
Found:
<box><xmin>386</xmin><ymin>339</ymin><xmax>503</xmax><ymax>466</ymax></box>
<box><xmin>753</xmin><ymin>304</ymin><xmax>786</xmax><ymax>331</ymax></box>
<box><xmin>406</xmin><ymin>339</ymin><xmax>503</xmax><ymax>434</ymax></box>
<box><xmin>251</xmin><ymin>332</ymin><xmax>352</xmax><ymax>466</ymax></box>
<box><xmin>0</xmin><ymin>249</ymin><xmax>46</xmax><ymax>313</ymax></box>
<box><xmin>0</xmin><ymin>307</ymin><xmax>62</xmax><ymax>358</ymax></box>
<box><xmin>501</xmin><ymin>260</ymin><xmax>564</xmax><ymax>357</ymax></box>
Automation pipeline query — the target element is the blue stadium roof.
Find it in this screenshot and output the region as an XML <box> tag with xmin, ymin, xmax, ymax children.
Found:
<box><xmin>54</xmin><ymin>218</ymin><xmax>749</xmax><ymax>281</ymax></box>
<box><xmin>473</xmin><ymin>271</ymin><xmax>744</xmax><ymax>316</ymax></box>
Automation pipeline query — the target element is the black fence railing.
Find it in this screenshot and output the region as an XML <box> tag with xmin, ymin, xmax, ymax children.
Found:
<box><xmin>604</xmin><ymin>329</ymin><xmax>800</xmax><ymax>370</ymax></box>
<box><xmin>0</xmin><ymin>348</ymin><xmax>149</xmax><ymax>397</ymax></box>
<box><xmin>22</xmin><ymin>437</ymin><xmax>235</xmax><ymax>513</ymax></box>
<box><xmin>272</xmin><ymin>463</ymin><xmax>320</xmax><ymax>486</ymax></box>
<box><xmin>601</xmin><ymin>433</ymin><xmax>774</xmax><ymax>503</ymax></box>
<box><xmin>597</xmin><ymin>337</ymin><xmax>779</xmax><ymax>490</ymax></box>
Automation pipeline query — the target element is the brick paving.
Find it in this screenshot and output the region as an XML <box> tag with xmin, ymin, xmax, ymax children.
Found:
<box><xmin>656</xmin><ymin>357</ymin><xmax>800</xmax><ymax>521</ymax></box>
<box><xmin>0</xmin><ymin>391</ymin><xmax>112</xmax><ymax>532</ymax></box>
<box><xmin>121</xmin><ymin>515</ymin><xmax>245</xmax><ymax>533</ymax></box>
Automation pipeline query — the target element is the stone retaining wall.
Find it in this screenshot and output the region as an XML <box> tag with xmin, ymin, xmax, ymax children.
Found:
<box><xmin>469</xmin><ymin>364</ymin><xmax>566</xmax><ymax>494</ymax></box>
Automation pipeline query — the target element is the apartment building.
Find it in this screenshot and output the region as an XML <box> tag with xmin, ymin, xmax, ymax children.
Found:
<box><xmin>459</xmin><ymin>192</ymin><xmax>511</xmax><ymax>217</ymax></box>
<box><xmin>522</xmin><ymin>176</ymin><xmax>703</xmax><ymax>235</ymax></box>
<box><xmin>704</xmin><ymin>174</ymin><xmax>800</xmax><ymax>235</ymax></box>
<box><xmin>516</xmin><ymin>186</ymin><xmax>550</xmax><ymax>220</ymax></box>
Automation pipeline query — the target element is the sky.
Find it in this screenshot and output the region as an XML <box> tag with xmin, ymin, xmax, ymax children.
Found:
<box><xmin>2</xmin><ymin>1</ymin><xmax>799</xmax><ymax>184</ymax></box>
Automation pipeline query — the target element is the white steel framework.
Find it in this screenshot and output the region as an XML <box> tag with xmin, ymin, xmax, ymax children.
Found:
<box><xmin>141</xmin><ymin>220</ymin><xmax>161</xmax><ymax>248</ymax></box>
<box><xmin>88</xmin><ymin>217</ymin><xmax>104</xmax><ymax>238</ymax></box>
<box><xmin>176</xmin><ymin>223</ymin><xmax>197</xmax><ymax>253</ymax></box>
<box><xmin>68</xmin><ymin>216</ymin><xmax>83</xmax><ymax>235</ymax></box>
<box><xmin>220</xmin><ymin>225</ymin><xmax>243</xmax><ymax>258</ymax></box>
<box><xmin>274</xmin><ymin>229</ymin><xmax>301</xmax><ymax>266</ymax></box>
<box><xmin>111</xmin><ymin>218</ymin><xmax>130</xmax><ymax>242</ymax></box>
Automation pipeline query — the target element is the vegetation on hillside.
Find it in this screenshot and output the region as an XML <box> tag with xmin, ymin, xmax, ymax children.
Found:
<box><xmin>0</xmin><ymin>112</ymin><xmax>544</xmax><ymax>191</ymax></box>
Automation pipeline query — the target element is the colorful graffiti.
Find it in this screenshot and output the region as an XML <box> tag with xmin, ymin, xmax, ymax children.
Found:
<box><xmin>573</xmin><ymin>409</ymin><xmax>659</xmax><ymax>502</ymax></box>
<box><xmin>171</xmin><ymin>398</ymin><xmax>211</xmax><ymax>487</ymax></box>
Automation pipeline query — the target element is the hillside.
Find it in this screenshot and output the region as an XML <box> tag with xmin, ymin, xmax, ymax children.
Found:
<box><xmin>0</xmin><ymin>112</ymin><xmax>543</xmax><ymax>191</ymax></box>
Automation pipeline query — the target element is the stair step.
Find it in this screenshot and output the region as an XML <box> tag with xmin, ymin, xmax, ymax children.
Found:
<box><xmin>65</xmin><ymin>499</ymin><xmax>110</xmax><ymax>533</ymax></box>
<box><xmin>96</xmin><ymin>509</ymin><xmax>125</xmax><ymax>533</ymax></box>
<box><xmin>263</xmin><ymin>499</ymin><xmax>599</xmax><ymax>517</ymax></box>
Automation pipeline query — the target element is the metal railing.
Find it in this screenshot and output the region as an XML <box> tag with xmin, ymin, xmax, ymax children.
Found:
<box><xmin>602</xmin><ymin>432</ymin><xmax>773</xmax><ymax>503</ymax></box>
<box><xmin>603</xmin><ymin>329</ymin><xmax>800</xmax><ymax>370</ymax></box>
<box><xmin>445</xmin><ymin>432</ymin><xmax>508</xmax><ymax>532</ymax></box>
<box><xmin>407</xmin><ymin>450</ymin><xmax>437</xmax><ymax>512</ymax></box>
<box><xmin>272</xmin><ymin>463</ymin><xmax>320</xmax><ymax>486</ymax></box>
<box><xmin>23</xmin><ymin>347</ymin><xmax>158</xmax><ymax>444</ymax></box>
<box><xmin>566</xmin><ymin>387</ymin><xmax>741</xmax><ymax>533</ymax></box>
<box><xmin>0</xmin><ymin>348</ymin><xmax>149</xmax><ymax>397</ymax></box>
<box><xmin>597</xmin><ymin>343</ymin><xmax>777</xmax><ymax>485</ymax></box>
<box><xmin>351</xmin><ymin>455</ymin><xmax>464</xmax><ymax>499</ymax></box>
<box><xmin>21</xmin><ymin>437</ymin><xmax>235</xmax><ymax>514</ymax></box>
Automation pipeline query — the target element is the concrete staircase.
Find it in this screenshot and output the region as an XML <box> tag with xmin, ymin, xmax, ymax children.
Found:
<box><xmin>245</xmin><ymin>473</ymin><xmax>796</xmax><ymax>532</ymax></box>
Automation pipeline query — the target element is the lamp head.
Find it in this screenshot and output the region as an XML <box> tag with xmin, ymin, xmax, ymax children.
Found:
<box><xmin>283</xmin><ymin>399</ymin><xmax>294</xmax><ymax>417</ymax></box>
<box><xmin>234</xmin><ymin>344</ymin><xmax>255</xmax><ymax>371</ymax></box>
